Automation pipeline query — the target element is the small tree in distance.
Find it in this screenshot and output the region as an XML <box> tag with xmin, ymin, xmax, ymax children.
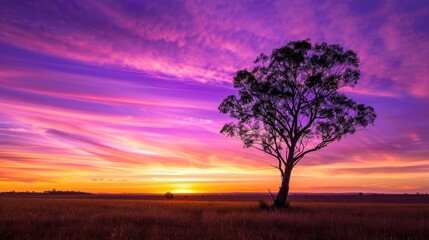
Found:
<box><xmin>164</xmin><ymin>192</ymin><xmax>174</xmax><ymax>199</ymax></box>
<box><xmin>219</xmin><ymin>39</ymin><xmax>376</xmax><ymax>207</ymax></box>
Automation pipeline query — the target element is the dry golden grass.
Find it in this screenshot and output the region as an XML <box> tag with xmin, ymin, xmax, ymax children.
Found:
<box><xmin>0</xmin><ymin>198</ymin><xmax>428</xmax><ymax>239</ymax></box>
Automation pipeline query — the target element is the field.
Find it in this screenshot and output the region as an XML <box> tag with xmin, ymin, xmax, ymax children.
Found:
<box><xmin>1</xmin><ymin>196</ymin><xmax>428</xmax><ymax>240</ymax></box>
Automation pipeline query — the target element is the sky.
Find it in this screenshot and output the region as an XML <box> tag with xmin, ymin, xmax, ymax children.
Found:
<box><xmin>0</xmin><ymin>0</ymin><xmax>428</xmax><ymax>194</ymax></box>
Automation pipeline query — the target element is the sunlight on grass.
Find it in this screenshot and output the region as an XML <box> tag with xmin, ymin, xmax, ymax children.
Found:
<box><xmin>1</xmin><ymin>198</ymin><xmax>428</xmax><ymax>239</ymax></box>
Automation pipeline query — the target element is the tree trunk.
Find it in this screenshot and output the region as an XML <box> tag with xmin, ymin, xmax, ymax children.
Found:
<box><xmin>274</xmin><ymin>167</ymin><xmax>293</xmax><ymax>208</ymax></box>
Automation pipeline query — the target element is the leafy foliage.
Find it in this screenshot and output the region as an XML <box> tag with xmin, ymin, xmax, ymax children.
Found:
<box><xmin>219</xmin><ymin>39</ymin><xmax>376</xmax><ymax>178</ymax></box>
<box><xmin>165</xmin><ymin>192</ymin><xmax>174</xmax><ymax>199</ymax></box>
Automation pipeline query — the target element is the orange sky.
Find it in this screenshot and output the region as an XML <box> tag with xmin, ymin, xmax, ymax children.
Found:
<box><xmin>1</xmin><ymin>1</ymin><xmax>429</xmax><ymax>194</ymax></box>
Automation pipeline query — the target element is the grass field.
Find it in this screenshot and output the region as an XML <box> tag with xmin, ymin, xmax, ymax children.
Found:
<box><xmin>1</xmin><ymin>198</ymin><xmax>428</xmax><ymax>240</ymax></box>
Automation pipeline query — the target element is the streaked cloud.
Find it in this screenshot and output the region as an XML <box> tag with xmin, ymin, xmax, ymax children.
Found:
<box><xmin>0</xmin><ymin>0</ymin><xmax>428</xmax><ymax>193</ymax></box>
<box><xmin>1</xmin><ymin>1</ymin><xmax>428</xmax><ymax>96</ymax></box>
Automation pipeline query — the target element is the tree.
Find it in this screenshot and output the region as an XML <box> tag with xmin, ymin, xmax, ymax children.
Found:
<box><xmin>164</xmin><ymin>192</ymin><xmax>174</xmax><ymax>199</ymax></box>
<box><xmin>219</xmin><ymin>39</ymin><xmax>376</xmax><ymax>207</ymax></box>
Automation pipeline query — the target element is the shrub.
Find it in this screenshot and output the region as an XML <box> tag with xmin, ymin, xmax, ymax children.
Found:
<box><xmin>164</xmin><ymin>192</ymin><xmax>174</xmax><ymax>199</ymax></box>
<box><xmin>258</xmin><ymin>199</ymin><xmax>270</xmax><ymax>209</ymax></box>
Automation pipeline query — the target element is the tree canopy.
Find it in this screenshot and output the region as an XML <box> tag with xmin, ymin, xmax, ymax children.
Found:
<box><xmin>219</xmin><ymin>39</ymin><xmax>376</xmax><ymax>206</ymax></box>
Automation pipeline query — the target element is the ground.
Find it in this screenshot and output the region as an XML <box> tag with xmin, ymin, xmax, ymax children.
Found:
<box><xmin>1</xmin><ymin>194</ymin><xmax>428</xmax><ymax>239</ymax></box>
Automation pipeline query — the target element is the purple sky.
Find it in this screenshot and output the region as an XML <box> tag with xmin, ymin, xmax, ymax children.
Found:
<box><xmin>0</xmin><ymin>0</ymin><xmax>428</xmax><ymax>193</ymax></box>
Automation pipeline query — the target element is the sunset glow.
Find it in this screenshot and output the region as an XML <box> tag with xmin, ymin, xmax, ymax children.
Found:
<box><xmin>1</xmin><ymin>0</ymin><xmax>428</xmax><ymax>194</ymax></box>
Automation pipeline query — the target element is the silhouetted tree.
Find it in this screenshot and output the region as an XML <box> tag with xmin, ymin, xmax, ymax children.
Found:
<box><xmin>164</xmin><ymin>192</ymin><xmax>174</xmax><ymax>199</ymax></box>
<box><xmin>219</xmin><ymin>39</ymin><xmax>376</xmax><ymax>207</ymax></box>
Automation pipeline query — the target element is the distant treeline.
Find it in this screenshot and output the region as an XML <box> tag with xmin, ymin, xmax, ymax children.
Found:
<box><xmin>0</xmin><ymin>189</ymin><xmax>92</xmax><ymax>196</ymax></box>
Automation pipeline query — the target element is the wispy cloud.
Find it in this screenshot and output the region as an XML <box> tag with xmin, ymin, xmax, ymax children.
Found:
<box><xmin>0</xmin><ymin>0</ymin><xmax>428</xmax><ymax>193</ymax></box>
<box><xmin>1</xmin><ymin>1</ymin><xmax>428</xmax><ymax>96</ymax></box>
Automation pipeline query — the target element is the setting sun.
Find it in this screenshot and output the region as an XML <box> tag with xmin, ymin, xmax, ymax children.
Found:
<box><xmin>171</xmin><ymin>183</ymin><xmax>196</xmax><ymax>194</ymax></box>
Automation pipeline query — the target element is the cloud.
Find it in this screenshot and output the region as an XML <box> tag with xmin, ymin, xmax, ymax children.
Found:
<box><xmin>0</xmin><ymin>0</ymin><xmax>428</xmax><ymax>97</ymax></box>
<box><xmin>0</xmin><ymin>0</ymin><xmax>428</xmax><ymax>193</ymax></box>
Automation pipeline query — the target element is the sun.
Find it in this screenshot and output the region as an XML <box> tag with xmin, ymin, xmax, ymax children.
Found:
<box><xmin>172</xmin><ymin>183</ymin><xmax>196</xmax><ymax>193</ymax></box>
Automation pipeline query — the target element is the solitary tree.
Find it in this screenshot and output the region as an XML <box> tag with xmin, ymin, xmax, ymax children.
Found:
<box><xmin>164</xmin><ymin>192</ymin><xmax>174</xmax><ymax>199</ymax></box>
<box><xmin>219</xmin><ymin>39</ymin><xmax>376</xmax><ymax>207</ymax></box>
